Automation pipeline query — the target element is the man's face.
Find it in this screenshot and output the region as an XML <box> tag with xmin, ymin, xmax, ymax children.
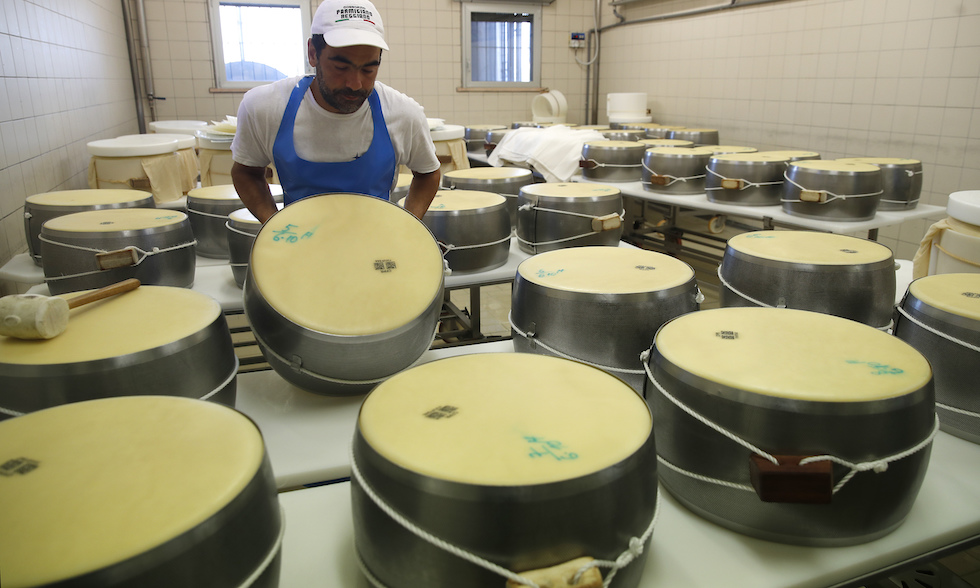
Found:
<box><xmin>308</xmin><ymin>41</ymin><xmax>382</xmax><ymax>114</ymax></box>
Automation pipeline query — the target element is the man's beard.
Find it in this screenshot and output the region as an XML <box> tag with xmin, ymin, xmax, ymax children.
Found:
<box><xmin>315</xmin><ymin>67</ymin><xmax>369</xmax><ymax>114</ymax></box>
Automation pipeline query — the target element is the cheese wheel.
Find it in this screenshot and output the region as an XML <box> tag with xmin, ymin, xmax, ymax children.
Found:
<box><xmin>711</xmin><ymin>153</ymin><xmax>791</xmax><ymax>163</ymax></box>
<box><xmin>427</xmin><ymin>190</ymin><xmax>505</xmax><ymax>211</ymax></box>
<box><xmin>705</xmin><ymin>145</ymin><xmax>758</xmax><ymax>154</ymax></box>
<box><xmin>187</xmin><ymin>184</ymin><xmax>283</xmax><ymax>200</ymax></box>
<box><xmin>42</xmin><ymin>208</ymin><xmax>187</xmax><ymax>233</ymax></box>
<box><xmin>639</xmin><ymin>139</ymin><xmax>693</xmax><ymax>148</ymax></box>
<box><xmin>755</xmin><ymin>150</ymin><xmax>821</xmax><ymax>160</ymax></box>
<box><xmin>908</xmin><ymin>273</ymin><xmax>980</xmax><ymax>321</ymax></box>
<box><xmin>250</xmin><ymin>194</ymin><xmax>443</xmax><ymax>335</ymax></box>
<box><xmin>585</xmin><ymin>140</ymin><xmax>645</xmax><ymax>149</ymax></box>
<box><xmin>521</xmin><ymin>183</ymin><xmax>621</xmax><ymax>198</ymax></box>
<box><xmin>519</xmin><ymin>246</ymin><xmax>694</xmax><ymax>293</ymax></box>
<box><xmin>445</xmin><ymin>167</ymin><xmax>532</xmax><ymax>181</ymax></box>
<box><xmin>656</xmin><ymin>307</ymin><xmax>931</xmax><ymax>401</ymax></box>
<box><xmin>26</xmin><ymin>189</ymin><xmax>153</xmax><ymax>206</ymax></box>
<box><xmin>359</xmin><ymin>353</ymin><xmax>651</xmax><ymax>485</ymax></box>
<box><xmin>0</xmin><ymin>396</ymin><xmax>264</xmax><ymax>587</ymax></box>
<box><xmin>727</xmin><ymin>230</ymin><xmax>892</xmax><ymax>265</ymax></box>
<box><xmin>838</xmin><ymin>157</ymin><xmax>921</xmax><ymax>166</ymax></box>
<box><xmin>646</xmin><ymin>146</ymin><xmax>717</xmax><ymax>156</ymax></box>
<box><xmin>0</xmin><ymin>286</ymin><xmax>220</xmax><ymax>365</ymax></box>
<box><xmin>792</xmin><ymin>160</ymin><xmax>880</xmax><ymax>173</ymax></box>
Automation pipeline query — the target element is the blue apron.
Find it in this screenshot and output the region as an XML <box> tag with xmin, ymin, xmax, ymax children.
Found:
<box><xmin>272</xmin><ymin>75</ymin><xmax>396</xmax><ymax>205</ymax></box>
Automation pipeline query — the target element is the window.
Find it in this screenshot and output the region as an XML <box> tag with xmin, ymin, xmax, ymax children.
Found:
<box><xmin>461</xmin><ymin>3</ymin><xmax>542</xmax><ymax>89</ymax></box>
<box><xmin>208</xmin><ymin>0</ymin><xmax>312</xmax><ymax>90</ymax></box>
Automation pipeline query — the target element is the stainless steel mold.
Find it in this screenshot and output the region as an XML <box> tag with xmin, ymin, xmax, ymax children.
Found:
<box><xmin>24</xmin><ymin>189</ymin><xmax>155</xmax><ymax>266</ymax></box>
<box><xmin>718</xmin><ymin>231</ymin><xmax>896</xmax><ymax>329</ymax></box>
<box><xmin>894</xmin><ymin>273</ymin><xmax>980</xmax><ymax>444</ymax></box>
<box><xmin>39</xmin><ymin>209</ymin><xmax>196</xmax><ymax>295</ymax></box>
<box><xmin>580</xmin><ymin>141</ymin><xmax>647</xmax><ymax>183</ymax></box>
<box><xmin>516</xmin><ymin>183</ymin><xmax>623</xmax><ymax>254</ymax></box>
<box><xmin>645</xmin><ymin>307</ymin><xmax>935</xmax><ymax>546</ymax></box>
<box><xmin>782</xmin><ymin>161</ymin><xmax>883</xmax><ymax>221</ymax></box>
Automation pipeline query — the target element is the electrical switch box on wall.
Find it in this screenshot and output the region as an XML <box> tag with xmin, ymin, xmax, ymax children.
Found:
<box><xmin>570</xmin><ymin>32</ymin><xmax>585</xmax><ymax>48</ymax></box>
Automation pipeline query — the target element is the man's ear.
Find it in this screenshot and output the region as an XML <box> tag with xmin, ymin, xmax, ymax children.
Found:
<box><xmin>307</xmin><ymin>38</ymin><xmax>317</xmax><ymax>68</ymax></box>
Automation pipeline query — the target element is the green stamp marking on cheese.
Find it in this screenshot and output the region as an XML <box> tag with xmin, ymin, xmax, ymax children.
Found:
<box><xmin>524</xmin><ymin>435</ymin><xmax>578</xmax><ymax>461</ymax></box>
<box><xmin>845</xmin><ymin>360</ymin><xmax>904</xmax><ymax>376</ymax></box>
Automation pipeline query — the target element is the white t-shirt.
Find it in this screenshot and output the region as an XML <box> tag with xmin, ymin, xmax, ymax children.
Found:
<box><xmin>232</xmin><ymin>77</ymin><xmax>440</xmax><ymax>184</ymax></box>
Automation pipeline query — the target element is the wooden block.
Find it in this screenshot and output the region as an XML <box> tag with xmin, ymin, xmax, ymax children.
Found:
<box><xmin>506</xmin><ymin>557</ymin><xmax>603</xmax><ymax>588</ymax></box>
<box><xmin>749</xmin><ymin>454</ymin><xmax>833</xmax><ymax>504</ymax></box>
<box><xmin>96</xmin><ymin>247</ymin><xmax>139</xmax><ymax>270</ymax></box>
<box><xmin>721</xmin><ymin>178</ymin><xmax>744</xmax><ymax>190</ymax></box>
<box><xmin>591</xmin><ymin>213</ymin><xmax>622</xmax><ymax>233</ymax></box>
<box><xmin>648</xmin><ymin>175</ymin><xmax>669</xmax><ymax>185</ymax></box>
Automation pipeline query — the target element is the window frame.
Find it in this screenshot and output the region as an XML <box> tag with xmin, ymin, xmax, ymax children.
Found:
<box><xmin>460</xmin><ymin>2</ymin><xmax>543</xmax><ymax>90</ymax></box>
<box><xmin>207</xmin><ymin>0</ymin><xmax>313</xmax><ymax>90</ymax></box>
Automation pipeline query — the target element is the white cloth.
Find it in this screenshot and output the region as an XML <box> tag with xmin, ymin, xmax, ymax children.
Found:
<box><xmin>232</xmin><ymin>77</ymin><xmax>440</xmax><ymax>190</ymax></box>
<box><xmin>488</xmin><ymin>125</ymin><xmax>607</xmax><ymax>183</ymax></box>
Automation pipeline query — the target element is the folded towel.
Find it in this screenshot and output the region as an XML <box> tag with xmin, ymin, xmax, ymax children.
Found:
<box><xmin>489</xmin><ymin>126</ymin><xmax>607</xmax><ymax>182</ymax></box>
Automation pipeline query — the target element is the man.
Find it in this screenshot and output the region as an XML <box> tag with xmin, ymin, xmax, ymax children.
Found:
<box><xmin>231</xmin><ymin>0</ymin><xmax>441</xmax><ymax>223</ymax></box>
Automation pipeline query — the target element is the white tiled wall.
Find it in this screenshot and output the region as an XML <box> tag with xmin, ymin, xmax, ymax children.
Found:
<box><xmin>141</xmin><ymin>0</ymin><xmax>597</xmax><ymax>127</ymax></box>
<box><xmin>0</xmin><ymin>0</ymin><xmax>140</xmax><ymax>274</ymax></box>
<box><xmin>597</xmin><ymin>0</ymin><xmax>980</xmax><ymax>258</ymax></box>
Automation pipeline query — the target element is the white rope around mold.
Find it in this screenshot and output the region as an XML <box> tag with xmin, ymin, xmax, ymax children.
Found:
<box><xmin>508</xmin><ymin>312</ymin><xmax>645</xmax><ymax>375</ymax></box>
<box><xmin>641</xmin><ymin>348</ymin><xmax>941</xmax><ymax>494</ymax></box>
<box><xmin>350</xmin><ymin>443</ymin><xmax>660</xmax><ymax>588</ymax></box>
<box><xmin>704</xmin><ymin>167</ymin><xmax>782</xmax><ymax>191</ymax></box>
<box><xmin>781</xmin><ymin>173</ymin><xmax>883</xmax><ymax>204</ymax></box>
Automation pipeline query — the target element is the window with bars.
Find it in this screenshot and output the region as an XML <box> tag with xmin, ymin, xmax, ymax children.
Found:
<box><xmin>462</xmin><ymin>3</ymin><xmax>542</xmax><ymax>89</ymax></box>
<box><xmin>208</xmin><ymin>0</ymin><xmax>311</xmax><ymax>89</ymax></box>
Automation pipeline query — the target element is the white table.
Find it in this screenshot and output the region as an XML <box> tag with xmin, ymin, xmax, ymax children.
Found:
<box><xmin>580</xmin><ymin>178</ymin><xmax>945</xmax><ymax>239</ymax></box>
<box><xmin>236</xmin><ymin>340</ymin><xmax>515</xmax><ymax>490</ymax></box>
<box><xmin>276</xmin><ymin>431</ymin><xmax>980</xmax><ymax>588</ymax></box>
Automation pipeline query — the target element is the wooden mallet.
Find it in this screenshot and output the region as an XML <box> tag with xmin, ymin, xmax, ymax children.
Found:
<box><xmin>0</xmin><ymin>278</ymin><xmax>141</xmax><ymax>340</ymax></box>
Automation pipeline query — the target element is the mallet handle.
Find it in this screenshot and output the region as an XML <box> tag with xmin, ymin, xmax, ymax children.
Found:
<box><xmin>66</xmin><ymin>279</ymin><xmax>141</xmax><ymax>309</ymax></box>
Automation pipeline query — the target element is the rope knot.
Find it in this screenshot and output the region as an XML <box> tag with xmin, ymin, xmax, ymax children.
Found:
<box><xmin>871</xmin><ymin>461</ymin><xmax>889</xmax><ymax>474</ymax></box>
<box><xmin>639</xmin><ymin>349</ymin><xmax>650</xmax><ymax>362</ymax></box>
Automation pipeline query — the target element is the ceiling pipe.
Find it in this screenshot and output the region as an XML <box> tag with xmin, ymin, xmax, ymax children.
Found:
<box><xmin>120</xmin><ymin>0</ymin><xmax>146</xmax><ymax>133</ymax></box>
<box><xmin>135</xmin><ymin>0</ymin><xmax>158</xmax><ymax>123</ymax></box>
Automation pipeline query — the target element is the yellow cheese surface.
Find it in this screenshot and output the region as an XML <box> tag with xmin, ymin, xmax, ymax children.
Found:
<box><xmin>0</xmin><ymin>396</ymin><xmax>264</xmax><ymax>587</ymax></box>
<box><xmin>0</xmin><ymin>286</ymin><xmax>220</xmax><ymax>365</ymax></box>
<box><xmin>445</xmin><ymin>167</ymin><xmax>533</xmax><ymax>181</ymax></box>
<box><xmin>793</xmin><ymin>160</ymin><xmax>881</xmax><ymax>173</ymax></box>
<box><xmin>838</xmin><ymin>157</ymin><xmax>921</xmax><ymax>166</ymax></box>
<box><xmin>519</xmin><ymin>246</ymin><xmax>693</xmax><ymax>293</ymax></box>
<box><xmin>521</xmin><ymin>183</ymin><xmax>621</xmax><ymax>198</ymax></box>
<box><xmin>585</xmin><ymin>140</ymin><xmax>645</xmax><ymax>149</ymax></box>
<box><xmin>656</xmin><ymin>307</ymin><xmax>931</xmax><ymax>401</ymax></box>
<box><xmin>26</xmin><ymin>189</ymin><xmax>153</xmax><ymax>206</ymax></box>
<box><xmin>909</xmin><ymin>273</ymin><xmax>980</xmax><ymax>321</ymax></box>
<box><xmin>639</xmin><ymin>139</ymin><xmax>693</xmax><ymax>147</ymax></box>
<box><xmin>711</xmin><ymin>153</ymin><xmax>791</xmax><ymax>163</ymax></box>
<box><xmin>727</xmin><ymin>230</ymin><xmax>892</xmax><ymax>265</ymax></box>
<box><xmin>250</xmin><ymin>194</ymin><xmax>443</xmax><ymax>335</ymax></box>
<box><xmin>646</xmin><ymin>146</ymin><xmax>717</xmax><ymax>156</ymax></box>
<box><xmin>756</xmin><ymin>150</ymin><xmax>821</xmax><ymax>160</ymax></box>
<box><xmin>187</xmin><ymin>185</ymin><xmax>242</xmax><ymax>200</ymax></box>
<box><xmin>428</xmin><ymin>190</ymin><xmax>505</xmax><ymax>211</ymax></box>
<box><xmin>359</xmin><ymin>353</ymin><xmax>651</xmax><ymax>485</ymax></box>
<box><xmin>43</xmin><ymin>208</ymin><xmax>187</xmax><ymax>233</ymax></box>
<box><xmin>395</xmin><ymin>173</ymin><xmax>413</xmax><ymax>188</ymax></box>
<box><xmin>707</xmin><ymin>145</ymin><xmax>758</xmax><ymax>154</ymax></box>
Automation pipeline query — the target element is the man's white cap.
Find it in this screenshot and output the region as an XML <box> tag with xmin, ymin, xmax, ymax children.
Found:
<box><xmin>311</xmin><ymin>0</ymin><xmax>389</xmax><ymax>51</ymax></box>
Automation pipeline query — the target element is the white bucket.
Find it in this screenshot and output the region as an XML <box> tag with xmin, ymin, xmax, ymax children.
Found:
<box><xmin>607</xmin><ymin>92</ymin><xmax>650</xmax><ymax>123</ymax></box>
<box><xmin>87</xmin><ymin>135</ymin><xmax>183</xmax><ymax>203</ymax></box>
<box><xmin>929</xmin><ymin>190</ymin><xmax>980</xmax><ymax>276</ymax></box>
<box><xmin>531</xmin><ymin>90</ymin><xmax>567</xmax><ymax>123</ymax></box>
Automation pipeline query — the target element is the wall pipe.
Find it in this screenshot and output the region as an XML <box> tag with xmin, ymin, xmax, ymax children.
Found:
<box><xmin>585</xmin><ymin>0</ymin><xmax>787</xmax><ymax>123</ymax></box>
<box><xmin>135</xmin><ymin>0</ymin><xmax>157</xmax><ymax>123</ymax></box>
<box><xmin>120</xmin><ymin>0</ymin><xmax>146</xmax><ymax>133</ymax></box>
